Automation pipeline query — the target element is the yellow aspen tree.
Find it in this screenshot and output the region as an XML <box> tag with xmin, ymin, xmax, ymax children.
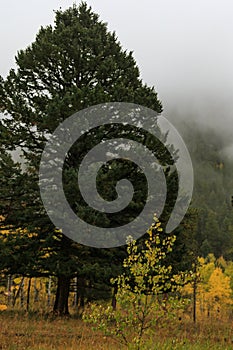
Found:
<box><xmin>224</xmin><ymin>261</ymin><xmax>233</xmax><ymax>291</ymax></box>
<box><xmin>83</xmin><ymin>217</ymin><xmax>188</xmax><ymax>350</ymax></box>
<box><xmin>198</xmin><ymin>255</ymin><xmax>215</xmax><ymax>315</ymax></box>
<box><xmin>182</xmin><ymin>256</ymin><xmax>215</xmax><ymax>317</ymax></box>
<box><xmin>206</xmin><ymin>267</ymin><xmax>233</xmax><ymax>317</ymax></box>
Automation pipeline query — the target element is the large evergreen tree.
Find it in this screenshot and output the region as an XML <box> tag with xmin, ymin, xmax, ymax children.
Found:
<box><xmin>0</xmin><ymin>3</ymin><xmax>179</xmax><ymax>314</ymax></box>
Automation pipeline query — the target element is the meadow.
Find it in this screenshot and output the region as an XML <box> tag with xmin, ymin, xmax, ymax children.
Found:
<box><xmin>0</xmin><ymin>309</ymin><xmax>232</xmax><ymax>350</ymax></box>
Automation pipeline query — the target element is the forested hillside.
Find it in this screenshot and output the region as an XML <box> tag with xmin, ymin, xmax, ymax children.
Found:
<box><xmin>173</xmin><ymin>117</ymin><xmax>233</xmax><ymax>259</ymax></box>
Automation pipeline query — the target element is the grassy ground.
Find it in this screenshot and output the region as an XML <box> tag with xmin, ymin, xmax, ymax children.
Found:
<box><xmin>0</xmin><ymin>310</ymin><xmax>233</xmax><ymax>349</ymax></box>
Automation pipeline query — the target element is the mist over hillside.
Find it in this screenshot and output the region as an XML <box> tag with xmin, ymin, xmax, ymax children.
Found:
<box><xmin>164</xmin><ymin>100</ymin><xmax>233</xmax><ymax>199</ymax></box>
<box><xmin>160</xmin><ymin>98</ymin><xmax>233</xmax><ymax>258</ymax></box>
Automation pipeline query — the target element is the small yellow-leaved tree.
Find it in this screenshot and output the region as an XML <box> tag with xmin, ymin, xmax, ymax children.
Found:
<box><xmin>83</xmin><ymin>217</ymin><xmax>188</xmax><ymax>349</ymax></box>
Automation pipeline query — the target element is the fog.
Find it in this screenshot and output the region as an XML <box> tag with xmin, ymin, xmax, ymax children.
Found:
<box><xmin>1</xmin><ymin>0</ymin><xmax>233</xmax><ymax>149</ymax></box>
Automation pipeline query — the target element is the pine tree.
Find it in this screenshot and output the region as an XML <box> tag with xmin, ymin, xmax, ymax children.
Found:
<box><xmin>0</xmin><ymin>3</ymin><xmax>179</xmax><ymax>315</ymax></box>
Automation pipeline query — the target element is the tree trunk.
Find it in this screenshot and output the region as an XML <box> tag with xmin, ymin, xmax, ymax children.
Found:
<box><xmin>73</xmin><ymin>276</ymin><xmax>78</xmax><ymax>307</ymax></box>
<box><xmin>53</xmin><ymin>275</ymin><xmax>70</xmax><ymax>316</ymax></box>
<box><xmin>193</xmin><ymin>276</ymin><xmax>197</xmax><ymax>323</ymax></box>
<box><xmin>47</xmin><ymin>276</ymin><xmax>52</xmax><ymax>307</ymax></box>
<box><xmin>111</xmin><ymin>284</ymin><xmax>118</xmax><ymax>310</ymax></box>
<box><xmin>20</xmin><ymin>277</ymin><xmax>25</xmax><ymax>308</ymax></box>
<box><xmin>12</xmin><ymin>277</ymin><xmax>24</xmax><ymax>307</ymax></box>
<box><xmin>26</xmin><ymin>278</ymin><xmax>32</xmax><ymax>312</ymax></box>
<box><xmin>6</xmin><ymin>275</ymin><xmax>12</xmax><ymax>306</ymax></box>
<box><xmin>34</xmin><ymin>278</ymin><xmax>39</xmax><ymax>303</ymax></box>
<box><xmin>76</xmin><ymin>277</ymin><xmax>85</xmax><ymax>309</ymax></box>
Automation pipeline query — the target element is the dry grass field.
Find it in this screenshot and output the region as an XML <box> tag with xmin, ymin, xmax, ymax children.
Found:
<box><xmin>0</xmin><ymin>310</ymin><xmax>233</xmax><ymax>349</ymax></box>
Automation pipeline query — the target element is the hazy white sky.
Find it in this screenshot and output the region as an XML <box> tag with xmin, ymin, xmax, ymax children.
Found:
<box><xmin>1</xmin><ymin>0</ymin><xmax>233</xmax><ymax>121</ymax></box>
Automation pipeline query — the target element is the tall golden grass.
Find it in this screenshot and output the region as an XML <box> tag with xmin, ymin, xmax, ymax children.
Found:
<box><xmin>0</xmin><ymin>309</ymin><xmax>233</xmax><ymax>349</ymax></box>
